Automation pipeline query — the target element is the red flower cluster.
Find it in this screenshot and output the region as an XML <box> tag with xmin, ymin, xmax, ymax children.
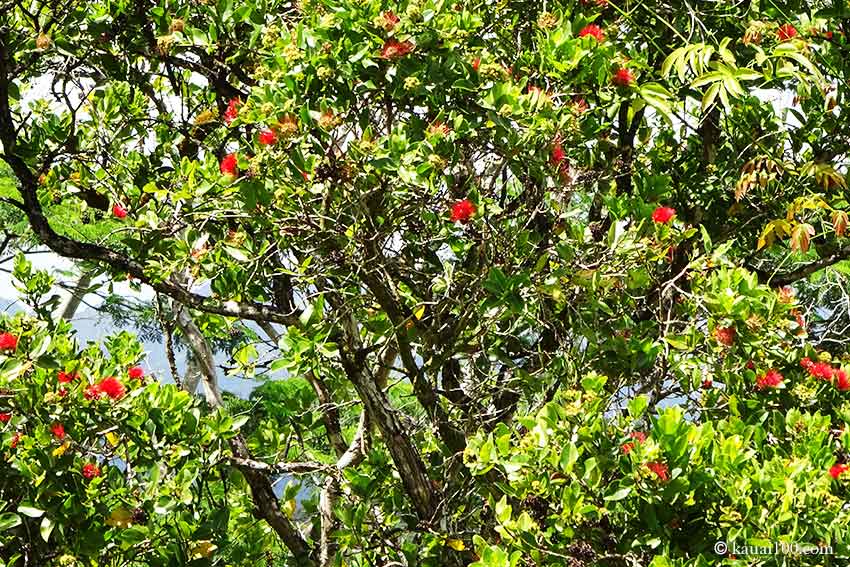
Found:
<box><xmin>646</xmin><ymin>461</ymin><xmax>669</xmax><ymax>482</ymax></box>
<box><xmin>223</xmin><ymin>97</ymin><xmax>240</xmax><ymax>125</ymax></box>
<box><xmin>84</xmin><ymin>376</ymin><xmax>126</xmax><ymax>400</ymax></box>
<box><xmin>10</xmin><ymin>432</ymin><xmax>22</xmax><ymax>449</ymax></box>
<box><xmin>128</xmin><ymin>366</ymin><xmax>144</xmax><ymax>380</ymax></box>
<box><xmin>51</xmin><ymin>423</ymin><xmax>65</xmax><ymax>439</ymax></box>
<box><xmin>220</xmin><ymin>153</ymin><xmax>238</xmax><ymax>176</ymax></box>
<box><xmin>612</xmin><ymin>67</ymin><xmax>635</xmax><ymax>87</ymax></box>
<box><xmin>777</xmin><ymin>24</ymin><xmax>798</xmax><ymax>41</ymax></box>
<box><xmin>756</xmin><ymin>369</ymin><xmax>783</xmax><ymax>390</ymax></box>
<box><xmin>380</xmin><ymin>38</ymin><xmax>414</xmax><ymax>59</ymax></box>
<box><xmin>58</xmin><ymin>371</ymin><xmax>79</xmax><ymax>384</ymax></box>
<box><xmin>652</xmin><ymin>206</ymin><xmax>676</xmax><ymax>224</ymax></box>
<box><xmin>112</xmin><ymin>204</ymin><xmax>128</xmax><ymax>219</ymax></box>
<box><xmin>472</xmin><ymin>57</ymin><xmax>481</xmax><ymax>72</ymax></box>
<box><xmin>0</xmin><ymin>332</ymin><xmax>18</xmax><ymax>351</ymax></box>
<box><xmin>450</xmin><ymin>199</ymin><xmax>477</xmax><ymax>224</ymax></box>
<box><xmin>258</xmin><ymin>128</ymin><xmax>277</xmax><ymax>146</ymax></box>
<box><xmin>550</xmin><ymin>140</ymin><xmax>572</xmax><ymax>181</ymax></box>
<box><xmin>830</xmin><ymin>463</ymin><xmax>849</xmax><ymax>479</ymax></box>
<box><xmin>82</xmin><ymin>463</ymin><xmax>101</xmax><ymax>479</ymax></box>
<box><xmin>801</xmin><ymin>358</ymin><xmax>850</xmax><ymax>391</ymax></box>
<box><xmin>621</xmin><ymin>431</ymin><xmax>647</xmax><ymax>454</ymax></box>
<box><xmin>578</xmin><ymin>24</ymin><xmax>605</xmax><ymax>42</ymax></box>
<box><xmin>713</xmin><ymin>326</ymin><xmax>736</xmax><ymax>346</ymax></box>
<box><xmin>379</xmin><ymin>10</ymin><xmax>400</xmax><ymax>31</ymax></box>
<box><xmin>701</xmin><ymin>379</ymin><xmax>713</xmax><ymax>389</ymax></box>
<box><xmin>0</xmin><ymin>412</ymin><xmax>10</xmax><ymax>423</ymax></box>
<box><xmin>98</xmin><ymin>376</ymin><xmax>125</xmax><ymax>399</ymax></box>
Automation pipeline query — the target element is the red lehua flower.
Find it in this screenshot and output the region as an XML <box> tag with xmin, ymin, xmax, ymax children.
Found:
<box><xmin>58</xmin><ymin>371</ymin><xmax>78</xmax><ymax>384</ymax></box>
<box><xmin>550</xmin><ymin>141</ymin><xmax>566</xmax><ymax>166</ymax></box>
<box><xmin>112</xmin><ymin>204</ymin><xmax>127</xmax><ymax>219</ymax></box>
<box><xmin>777</xmin><ymin>24</ymin><xmax>798</xmax><ymax>41</ymax></box>
<box><xmin>829</xmin><ymin>463</ymin><xmax>848</xmax><ymax>479</ymax></box>
<box><xmin>51</xmin><ymin>423</ymin><xmax>65</xmax><ymax>439</ymax></box>
<box><xmin>652</xmin><ymin>206</ymin><xmax>676</xmax><ymax>224</ymax></box>
<box><xmin>777</xmin><ymin>286</ymin><xmax>795</xmax><ymax>304</ymax></box>
<box><xmin>702</xmin><ymin>379</ymin><xmax>713</xmax><ymax>389</ymax></box>
<box><xmin>835</xmin><ymin>370</ymin><xmax>850</xmax><ymax>391</ymax></box>
<box><xmin>578</xmin><ymin>24</ymin><xmax>605</xmax><ymax>42</ymax></box>
<box><xmin>98</xmin><ymin>376</ymin><xmax>125</xmax><ymax>400</ymax></box>
<box><xmin>808</xmin><ymin>361</ymin><xmax>835</xmax><ymax>381</ymax></box>
<box><xmin>84</xmin><ymin>384</ymin><xmax>102</xmax><ymax>400</ymax></box>
<box><xmin>128</xmin><ymin>366</ymin><xmax>144</xmax><ymax>380</ymax></box>
<box><xmin>621</xmin><ymin>431</ymin><xmax>647</xmax><ymax>454</ymax></box>
<box><xmin>223</xmin><ymin>97</ymin><xmax>240</xmax><ymax>125</ymax></box>
<box><xmin>612</xmin><ymin>67</ymin><xmax>635</xmax><ymax>87</ymax></box>
<box><xmin>258</xmin><ymin>128</ymin><xmax>277</xmax><ymax>146</ymax></box>
<box><xmin>0</xmin><ymin>332</ymin><xmax>18</xmax><ymax>351</ymax></box>
<box><xmin>823</xmin><ymin>30</ymin><xmax>834</xmax><ymax>40</ymax></box>
<box><xmin>382</xmin><ymin>10</ymin><xmax>400</xmax><ymax>31</ymax></box>
<box><xmin>646</xmin><ymin>461</ymin><xmax>669</xmax><ymax>482</ymax></box>
<box><xmin>756</xmin><ymin>369</ymin><xmax>783</xmax><ymax>390</ymax></box>
<box><xmin>58</xmin><ymin>388</ymin><xmax>68</xmax><ymax>398</ymax></box>
<box><xmin>380</xmin><ymin>38</ymin><xmax>414</xmax><ymax>59</ymax></box>
<box><xmin>0</xmin><ymin>412</ymin><xmax>10</xmax><ymax>423</ymax></box>
<box><xmin>82</xmin><ymin>463</ymin><xmax>101</xmax><ymax>479</ymax></box>
<box><xmin>450</xmin><ymin>199</ymin><xmax>477</xmax><ymax>224</ymax></box>
<box><xmin>220</xmin><ymin>153</ymin><xmax>238</xmax><ymax>176</ymax></box>
<box><xmin>800</xmin><ymin>357</ymin><xmax>814</xmax><ymax>370</ymax></box>
<box><xmin>714</xmin><ymin>326</ymin><xmax>736</xmax><ymax>346</ymax></box>
<box><xmin>472</xmin><ymin>57</ymin><xmax>481</xmax><ymax>72</ymax></box>
<box><xmin>746</xmin><ymin>360</ymin><xmax>755</xmax><ymax>370</ymax></box>
<box><xmin>10</xmin><ymin>432</ymin><xmax>22</xmax><ymax>449</ymax></box>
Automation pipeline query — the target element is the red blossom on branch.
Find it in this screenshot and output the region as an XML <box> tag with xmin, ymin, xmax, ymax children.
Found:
<box><xmin>0</xmin><ymin>412</ymin><xmax>10</xmax><ymax>423</ymax></box>
<box><xmin>51</xmin><ymin>423</ymin><xmax>65</xmax><ymax>439</ymax></box>
<box><xmin>612</xmin><ymin>67</ymin><xmax>635</xmax><ymax>87</ymax></box>
<box><xmin>258</xmin><ymin>129</ymin><xmax>277</xmax><ymax>146</ymax></box>
<box><xmin>82</xmin><ymin>463</ymin><xmax>101</xmax><ymax>479</ymax></box>
<box><xmin>646</xmin><ymin>461</ymin><xmax>669</xmax><ymax>482</ymax></box>
<box><xmin>756</xmin><ymin>369</ymin><xmax>783</xmax><ymax>390</ymax></box>
<box><xmin>128</xmin><ymin>366</ymin><xmax>144</xmax><ymax>380</ymax></box>
<box><xmin>714</xmin><ymin>326</ymin><xmax>736</xmax><ymax>346</ymax></box>
<box><xmin>220</xmin><ymin>153</ymin><xmax>238</xmax><ymax>176</ymax></box>
<box><xmin>58</xmin><ymin>371</ymin><xmax>78</xmax><ymax>384</ymax></box>
<box><xmin>380</xmin><ymin>38</ymin><xmax>414</xmax><ymax>59</ymax></box>
<box><xmin>98</xmin><ymin>376</ymin><xmax>125</xmax><ymax>400</ymax></box>
<box><xmin>829</xmin><ymin>463</ymin><xmax>848</xmax><ymax>479</ymax></box>
<box><xmin>652</xmin><ymin>206</ymin><xmax>676</xmax><ymax>224</ymax></box>
<box><xmin>777</xmin><ymin>24</ymin><xmax>798</xmax><ymax>41</ymax></box>
<box><xmin>223</xmin><ymin>97</ymin><xmax>240</xmax><ymax>125</ymax></box>
<box><xmin>450</xmin><ymin>199</ymin><xmax>477</xmax><ymax>224</ymax></box>
<box><xmin>578</xmin><ymin>24</ymin><xmax>605</xmax><ymax>42</ymax></box>
<box><xmin>0</xmin><ymin>333</ymin><xmax>18</xmax><ymax>351</ymax></box>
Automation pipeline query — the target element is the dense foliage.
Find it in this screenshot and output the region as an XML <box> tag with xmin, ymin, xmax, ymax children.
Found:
<box><xmin>2</xmin><ymin>0</ymin><xmax>850</xmax><ymax>565</ymax></box>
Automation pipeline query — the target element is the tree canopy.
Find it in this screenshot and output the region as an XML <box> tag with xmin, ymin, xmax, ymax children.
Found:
<box><xmin>1</xmin><ymin>0</ymin><xmax>850</xmax><ymax>565</ymax></box>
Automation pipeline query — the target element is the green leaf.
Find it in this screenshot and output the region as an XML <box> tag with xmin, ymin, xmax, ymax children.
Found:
<box><xmin>16</xmin><ymin>506</ymin><xmax>44</xmax><ymax>518</ymax></box>
<box><xmin>604</xmin><ymin>486</ymin><xmax>632</xmax><ymax>501</ymax></box>
<box><xmin>39</xmin><ymin>517</ymin><xmax>54</xmax><ymax>543</ymax></box>
<box><xmin>0</xmin><ymin>513</ymin><xmax>21</xmax><ymax>531</ymax></box>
